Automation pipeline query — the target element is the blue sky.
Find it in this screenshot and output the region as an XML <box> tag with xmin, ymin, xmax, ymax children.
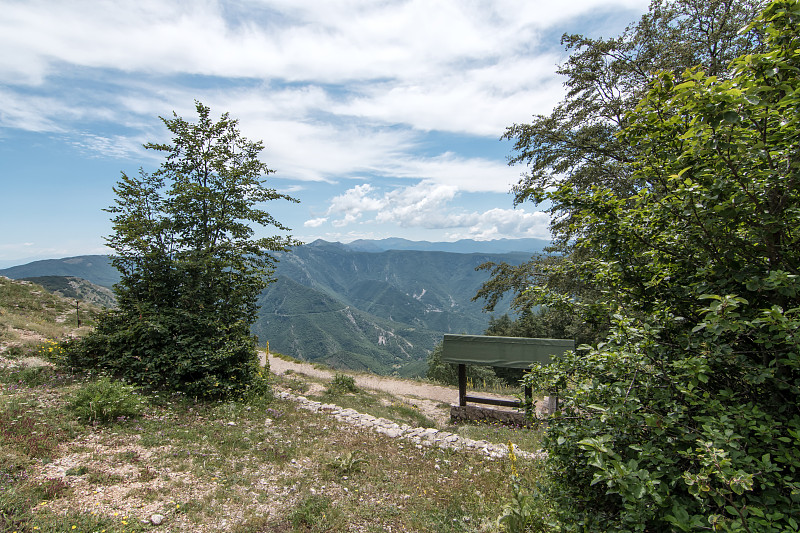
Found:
<box><xmin>0</xmin><ymin>0</ymin><xmax>648</xmax><ymax>267</ymax></box>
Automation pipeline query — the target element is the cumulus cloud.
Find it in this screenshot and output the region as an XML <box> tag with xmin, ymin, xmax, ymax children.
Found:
<box><xmin>321</xmin><ymin>181</ymin><xmax>551</xmax><ymax>239</ymax></box>
<box><xmin>304</xmin><ymin>217</ymin><xmax>328</xmax><ymax>228</ymax></box>
<box><xmin>0</xmin><ymin>0</ymin><xmax>644</xmax><ymax>253</ymax></box>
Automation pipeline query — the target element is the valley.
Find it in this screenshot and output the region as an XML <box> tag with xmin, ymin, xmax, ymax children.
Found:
<box><xmin>0</xmin><ymin>239</ymin><xmax>537</xmax><ymax>377</ymax></box>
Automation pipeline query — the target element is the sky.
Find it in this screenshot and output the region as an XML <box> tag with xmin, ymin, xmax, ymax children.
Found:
<box><xmin>0</xmin><ymin>0</ymin><xmax>650</xmax><ymax>267</ymax></box>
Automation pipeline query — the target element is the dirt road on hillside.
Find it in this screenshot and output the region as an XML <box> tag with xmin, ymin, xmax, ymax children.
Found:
<box><xmin>261</xmin><ymin>351</ymin><xmax>528</xmax><ymax>426</ymax></box>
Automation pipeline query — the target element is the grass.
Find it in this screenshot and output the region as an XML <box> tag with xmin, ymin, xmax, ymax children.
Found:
<box><xmin>0</xmin><ymin>360</ymin><xmax>548</xmax><ymax>532</ymax></box>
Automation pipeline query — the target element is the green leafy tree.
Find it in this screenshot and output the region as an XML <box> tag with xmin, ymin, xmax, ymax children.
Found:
<box><xmin>476</xmin><ymin>0</ymin><xmax>766</xmax><ymax>340</ymax></box>
<box><xmin>67</xmin><ymin>102</ymin><xmax>299</xmax><ymax>400</ymax></box>
<box><xmin>525</xmin><ymin>2</ymin><xmax>800</xmax><ymax>530</ymax></box>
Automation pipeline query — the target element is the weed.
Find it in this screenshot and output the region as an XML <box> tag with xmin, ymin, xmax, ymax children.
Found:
<box><xmin>327</xmin><ymin>450</ymin><xmax>369</xmax><ymax>475</ymax></box>
<box><xmin>284</xmin><ymin>376</ymin><xmax>310</xmax><ymax>393</ymax></box>
<box><xmin>289</xmin><ymin>494</ymin><xmax>341</xmax><ymax>531</ymax></box>
<box><xmin>65</xmin><ymin>465</ymin><xmax>89</xmax><ymax>476</ymax></box>
<box><xmin>85</xmin><ymin>468</ymin><xmax>125</xmax><ymax>485</ymax></box>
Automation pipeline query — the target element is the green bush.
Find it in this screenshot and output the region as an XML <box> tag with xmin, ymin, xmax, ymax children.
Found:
<box><xmin>326</xmin><ymin>373</ymin><xmax>358</xmax><ymax>394</ymax></box>
<box><xmin>61</xmin><ymin>309</ymin><xmax>269</xmax><ymax>401</ymax></box>
<box><xmin>67</xmin><ymin>377</ymin><xmax>146</xmax><ymax>424</ymax></box>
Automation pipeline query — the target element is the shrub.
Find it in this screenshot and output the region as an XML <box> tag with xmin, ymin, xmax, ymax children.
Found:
<box><xmin>67</xmin><ymin>377</ymin><xmax>146</xmax><ymax>424</ymax></box>
<box><xmin>326</xmin><ymin>373</ymin><xmax>358</xmax><ymax>394</ymax></box>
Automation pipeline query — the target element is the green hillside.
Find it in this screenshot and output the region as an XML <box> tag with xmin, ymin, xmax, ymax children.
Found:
<box><xmin>253</xmin><ymin>276</ymin><xmax>441</xmax><ymax>376</ymax></box>
<box><xmin>0</xmin><ymin>276</ymin><xmax>103</xmax><ymax>354</ymax></box>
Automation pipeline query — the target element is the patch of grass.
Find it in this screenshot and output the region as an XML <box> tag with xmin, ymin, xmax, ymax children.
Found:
<box><xmin>0</xmin><ymin>395</ymin><xmax>77</xmax><ymax>460</ymax></box>
<box><xmin>1</xmin><ymin>347</ymin><xmax>543</xmax><ymax>531</ymax></box>
<box><xmin>0</xmin><ymin>478</ymin><xmax>71</xmax><ymax>532</ymax></box>
<box><xmin>0</xmin><ymin>364</ymin><xmax>72</xmax><ymax>389</ymax></box>
<box><xmin>85</xmin><ymin>467</ymin><xmax>125</xmax><ymax>485</ymax></box>
<box><xmin>446</xmin><ymin>419</ymin><xmax>544</xmax><ymax>452</ymax></box>
<box><xmin>314</xmin><ymin>386</ymin><xmax>438</xmax><ymax>429</ymax></box>
<box><xmin>283</xmin><ymin>376</ymin><xmax>310</xmax><ymax>393</ymax></box>
<box><xmin>269</xmin><ymin>351</ymin><xmax>304</xmax><ymax>364</ymax></box>
<box><xmin>288</xmin><ymin>494</ymin><xmax>343</xmax><ymax>531</ymax></box>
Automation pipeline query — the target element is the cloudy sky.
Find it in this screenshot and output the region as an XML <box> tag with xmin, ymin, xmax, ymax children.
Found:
<box><xmin>0</xmin><ymin>0</ymin><xmax>648</xmax><ymax>266</ymax></box>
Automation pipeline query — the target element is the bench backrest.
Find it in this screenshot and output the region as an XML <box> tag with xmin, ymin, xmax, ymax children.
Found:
<box><xmin>441</xmin><ymin>334</ymin><xmax>574</xmax><ymax>368</ymax></box>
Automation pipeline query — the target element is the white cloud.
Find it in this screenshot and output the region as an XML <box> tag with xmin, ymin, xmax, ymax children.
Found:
<box><xmin>304</xmin><ymin>217</ymin><xmax>328</xmax><ymax>228</ymax></box>
<box><xmin>456</xmin><ymin>208</ymin><xmax>552</xmax><ymax>240</ymax></box>
<box><xmin>326</xmin><ymin>184</ymin><xmax>385</xmax><ymax>222</ymax></box>
<box><xmin>320</xmin><ymin>181</ymin><xmax>551</xmax><ymax>239</ymax></box>
<box><xmin>1</xmin><ymin>0</ymin><xmax>648</xmax><ymax>134</ymax></box>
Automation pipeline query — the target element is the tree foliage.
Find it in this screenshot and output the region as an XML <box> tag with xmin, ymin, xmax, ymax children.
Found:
<box><xmin>66</xmin><ymin>102</ymin><xmax>299</xmax><ymax>400</ymax></box>
<box><xmin>476</xmin><ymin>0</ymin><xmax>766</xmax><ymax>338</ymax></box>
<box><xmin>525</xmin><ymin>2</ymin><xmax>800</xmax><ymax>529</ymax></box>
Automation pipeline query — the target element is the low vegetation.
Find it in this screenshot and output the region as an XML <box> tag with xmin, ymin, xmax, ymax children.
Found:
<box><xmin>1</xmin><ymin>353</ymin><xmax>546</xmax><ymax>532</ymax></box>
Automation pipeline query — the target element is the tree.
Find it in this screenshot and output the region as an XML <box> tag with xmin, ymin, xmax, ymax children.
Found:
<box><xmin>524</xmin><ymin>1</ymin><xmax>800</xmax><ymax>529</ymax></box>
<box><xmin>67</xmin><ymin>102</ymin><xmax>299</xmax><ymax>400</ymax></box>
<box><xmin>475</xmin><ymin>0</ymin><xmax>766</xmax><ymax>338</ymax></box>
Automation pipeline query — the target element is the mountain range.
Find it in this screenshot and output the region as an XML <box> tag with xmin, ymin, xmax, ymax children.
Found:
<box><xmin>0</xmin><ymin>239</ymin><xmax>537</xmax><ymax>376</ymax></box>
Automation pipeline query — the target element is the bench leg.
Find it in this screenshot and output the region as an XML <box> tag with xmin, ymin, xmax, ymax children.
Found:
<box><xmin>458</xmin><ymin>364</ymin><xmax>466</xmax><ymax>407</ymax></box>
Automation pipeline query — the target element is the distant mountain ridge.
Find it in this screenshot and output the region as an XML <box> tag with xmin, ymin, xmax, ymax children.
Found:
<box><xmin>0</xmin><ymin>239</ymin><xmax>533</xmax><ymax>376</ymax></box>
<box><xmin>337</xmin><ymin>237</ymin><xmax>549</xmax><ymax>254</ymax></box>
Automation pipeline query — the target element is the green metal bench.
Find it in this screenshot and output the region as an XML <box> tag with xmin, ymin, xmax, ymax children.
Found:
<box><xmin>442</xmin><ymin>334</ymin><xmax>574</xmax><ymax>412</ymax></box>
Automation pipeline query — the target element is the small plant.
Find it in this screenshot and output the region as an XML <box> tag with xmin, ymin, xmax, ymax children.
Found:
<box><xmin>327</xmin><ymin>450</ymin><xmax>369</xmax><ymax>475</ymax></box>
<box><xmin>497</xmin><ymin>443</ymin><xmax>536</xmax><ymax>533</ymax></box>
<box><xmin>289</xmin><ymin>494</ymin><xmax>335</xmax><ymax>530</ymax></box>
<box><xmin>284</xmin><ymin>376</ymin><xmax>310</xmax><ymax>394</ymax></box>
<box><xmin>325</xmin><ymin>373</ymin><xmax>358</xmax><ymax>395</ymax></box>
<box><xmin>67</xmin><ymin>376</ymin><xmax>146</xmax><ymax>424</ymax></box>
<box><xmin>65</xmin><ymin>465</ymin><xmax>89</xmax><ymax>476</ymax></box>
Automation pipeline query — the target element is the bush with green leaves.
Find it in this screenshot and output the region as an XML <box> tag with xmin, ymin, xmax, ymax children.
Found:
<box><xmin>521</xmin><ymin>2</ymin><xmax>800</xmax><ymax>531</ymax></box>
<box><xmin>68</xmin><ymin>377</ymin><xmax>146</xmax><ymax>424</ymax></box>
<box><xmin>326</xmin><ymin>373</ymin><xmax>358</xmax><ymax>394</ymax></box>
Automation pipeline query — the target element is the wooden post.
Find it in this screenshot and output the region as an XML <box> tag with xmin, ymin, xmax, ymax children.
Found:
<box><xmin>458</xmin><ymin>364</ymin><xmax>467</xmax><ymax>407</ymax></box>
<box><xmin>76</xmin><ymin>300</ymin><xmax>81</xmax><ymax>327</ymax></box>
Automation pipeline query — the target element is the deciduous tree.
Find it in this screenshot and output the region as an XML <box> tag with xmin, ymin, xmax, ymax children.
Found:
<box><xmin>67</xmin><ymin>102</ymin><xmax>299</xmax><ymax>400</ymax></box>
<box><xmin>476</xmin><ymin>0</ymin><xmax>765</xmax><ymax>340</ymax></box>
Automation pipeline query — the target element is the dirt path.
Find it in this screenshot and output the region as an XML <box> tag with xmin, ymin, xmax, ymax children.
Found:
<box><xmin>262</xmin><ymin>351</ymin><xmax>522</xmax><ymax>426</ymax></box>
